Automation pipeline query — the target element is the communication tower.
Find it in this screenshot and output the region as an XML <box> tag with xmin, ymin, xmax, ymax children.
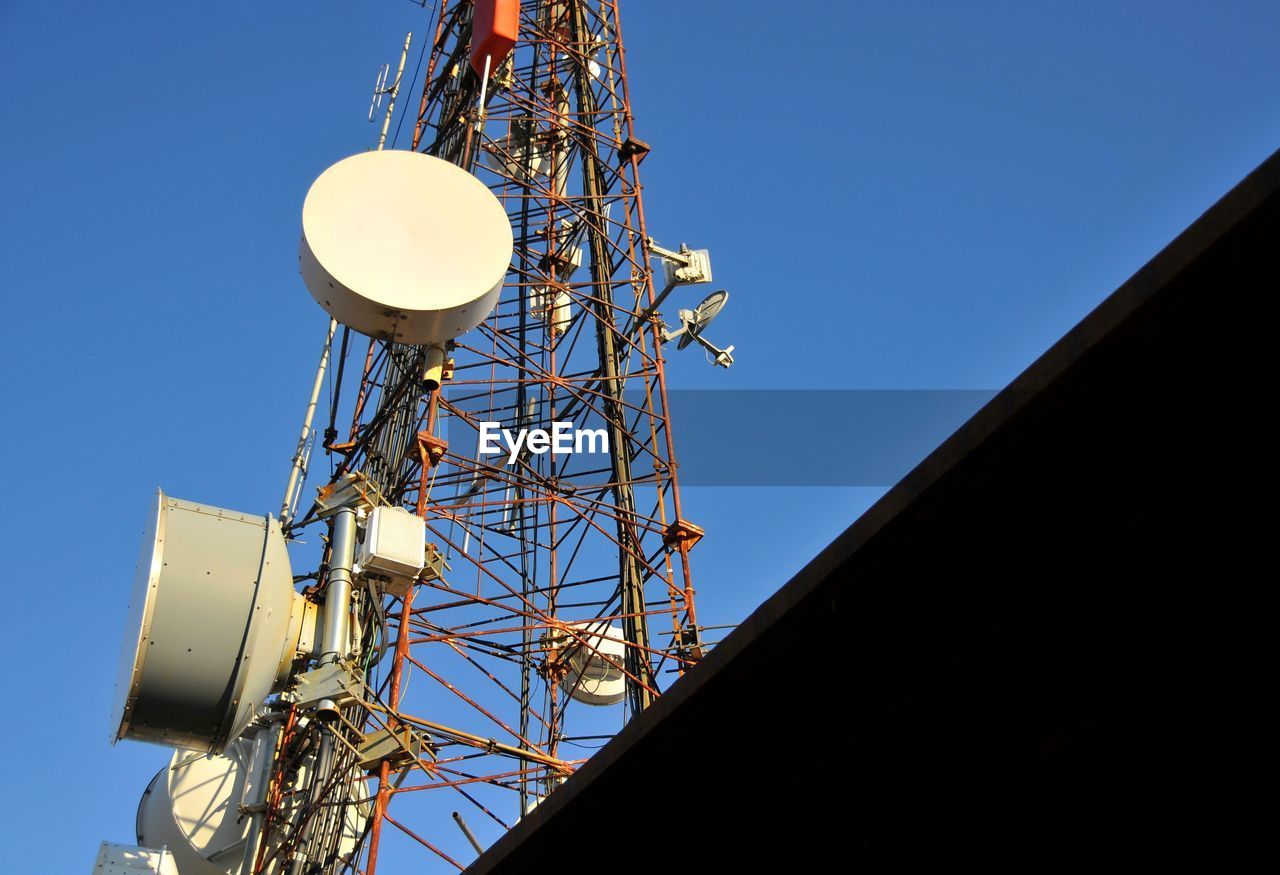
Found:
<box><xmin>107</xmin><ymin>2</ymin><xmax>734</xmax><ymax>872</ymax></box>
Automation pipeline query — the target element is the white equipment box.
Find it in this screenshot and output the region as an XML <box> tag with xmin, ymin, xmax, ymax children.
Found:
<box><xmin>357</xmin><ymin>506</ymin><xmax>426</xmax><ymax>594</ymax></box>
<box><xmin>92</xmin><ymin>842</ymin><xmax>179</xmax><ymax>875</ymax></box>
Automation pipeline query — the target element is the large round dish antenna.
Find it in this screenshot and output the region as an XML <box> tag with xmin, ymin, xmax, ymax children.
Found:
<box><xmin>138</xmin><ymin>734</ymin><xmax>367</xmax><ymax>875</ymax></box>
<box><xmin>136</xmin><ymin>738</ymin><xmax>257</xmax><ymax>875</ymax></box>
<box><xmin>110</xmin><ymin>491</ymin><xmax>314</xmax><ymax>753</ymax></box>
<box><xmin>299</xmin><ymin>150</ymin><xmax>513</xmax><ymax>347</ymax></box>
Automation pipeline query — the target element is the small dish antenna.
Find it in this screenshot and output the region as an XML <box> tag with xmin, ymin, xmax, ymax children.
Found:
<box><xmin>544</xmin><ymin>621</ymin><xmax>628</xmax><ymax>706</ymax></box>
<box><xmin>661</xmin><ymin>289</ymin><xmax>736</xmax><ymax>368</ymax></box>
<box><xmin>627</xmin><ymin>238</ymin><xmax>737</xmax><ymax>368</ymax></box>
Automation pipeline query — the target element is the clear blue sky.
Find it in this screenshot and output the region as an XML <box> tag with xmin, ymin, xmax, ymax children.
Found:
<box><xmin>2</xmin><ymin>0</ymin><xmax>1277</xmax><ymax>869</ymax></box>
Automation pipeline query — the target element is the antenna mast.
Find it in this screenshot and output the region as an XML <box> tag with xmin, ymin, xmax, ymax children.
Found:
<box><xmin>282</xmin><ymin>1</ymin><xmax>711</xmax><ymax>869</ymax></box>
<box><xmin>103</xmin><ymin>3</ymin><xmax>726</xmax><ymax>873</ymax></box>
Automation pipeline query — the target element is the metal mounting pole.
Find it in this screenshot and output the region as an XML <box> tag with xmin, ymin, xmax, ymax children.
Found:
<box><xmin>570</xmin><ymin>0</ymin><xmax>655</xmax><ymax>714</ymax></box>
<box><xmin>320</xmin><ymin>506</ymin><xmax>357</xmax><ymax>663</ymax></box>
<box><xmin>452</xmin><ymin>811</ymin><xmax>485</xmax><ymax>856</ymax></box>
<box><xmin>365</xmin><ymin>579</ymin><xmax>416</xmax><ymax>875</ymax></box>
<box><xmin>238</xmin><ymin>716</ymin><xmax>283</xmax><ymax>875</ymax></box>
<box><xmin>376</xmin><ymin>32</ymin><xmax>413</xmax><ymax>152</ymax></box>
<box><xmin>629</xmin><ymin>277</ymin><xmax>678</xmax><ymax>337</ymax></box>
<box><xmin>281</xmin><ymin>318</ymin><xmax>336</xmax><ymax>526</ymax></box>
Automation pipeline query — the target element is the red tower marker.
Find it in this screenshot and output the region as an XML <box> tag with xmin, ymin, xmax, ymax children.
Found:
<box><xmin>470</xmin><ymin>0</ymin><xmax>520</xmax><ymax>75</ymax></box>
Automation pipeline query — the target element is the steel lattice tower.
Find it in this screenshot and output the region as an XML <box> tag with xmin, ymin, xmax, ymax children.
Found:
<box><xmin>256</xmin><ymin>2</ymin><xmax>706</xmax><ymax>871</ymax></box>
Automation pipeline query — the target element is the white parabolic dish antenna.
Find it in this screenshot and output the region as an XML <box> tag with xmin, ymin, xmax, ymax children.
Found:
<box><xmin>678</xmin><ymin>289</ymin><xmax>728</xmax><ymax>349</ymax></box>
<box><xmin>138</xmin><ymin>736</ymin><xmax>367</xmax><ymax>875</ymax></box>
<box><xmin>110</xmin><ymin>492</ymin><xmax>314</xmax><ymax>753</ymax></box>
<box><xmin>299</xmin><ymin>150</ymin><xmax>514</xmax><ymax>346</ymax></box>
<box><xmin>137</xmin><ymin>739</ymin><xmax>258</xmax><ymax>875</ymax></box>
<box><xmin>558</xmin><ymin>621</ymin><xmax>628</xmax><ymax>706</ymax></box>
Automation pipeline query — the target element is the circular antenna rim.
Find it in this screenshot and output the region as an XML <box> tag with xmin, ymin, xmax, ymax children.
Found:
<box><xmin>691</xmin><ymin>289</ymin><xmax>728</xmax><ymax>330</ymax></box>
<box><xmin>110</xmin><ymin>488</ymin><xmax>167</xmax><ymax>745</ymax></box>
<box><xmin>300</xmin><ymin>150</ymin><xmax>513</xmax><ymax>344</ymax></box>
<box><xmin>677</xmin><ymin>289</ymin><xmax>728</xmax><ymax>350</ymax></box>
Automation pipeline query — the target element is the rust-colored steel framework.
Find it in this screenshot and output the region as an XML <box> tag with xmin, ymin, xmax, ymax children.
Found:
<box><xmin>258</xmin><ymin>2</ymin><xmax>704</xmax><ymax>871</ymax></box>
